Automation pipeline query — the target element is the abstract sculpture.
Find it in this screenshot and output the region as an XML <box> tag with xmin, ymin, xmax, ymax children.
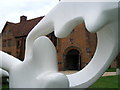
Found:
<box><xmin>0</xmin><ymin>0</ymin><xmax>119</xmax><ymax>88</ymax></box>
<box><xmin>0</xmin><ymin>37</ymin><xmax>69</xmax><ymax>88</ymax></box>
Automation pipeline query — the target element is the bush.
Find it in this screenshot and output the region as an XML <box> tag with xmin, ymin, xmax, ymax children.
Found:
<box><xmin>106</xmin><ymin>68</ymin><xmax>116</xmax><ymax>72</ymax></box>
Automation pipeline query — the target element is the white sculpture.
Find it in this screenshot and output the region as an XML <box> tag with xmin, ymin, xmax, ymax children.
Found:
<box><xmin>0</xmin><ymin>36</ymin><xmax>69</xmax><ymax>88</ymax></box>
<box><xmin>0</xmin><ymin>0</ymin><xmax>119</xmax><ymax>88</ymax></box>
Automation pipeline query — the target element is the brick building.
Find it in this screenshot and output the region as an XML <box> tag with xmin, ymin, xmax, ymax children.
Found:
<box><xmin>0</xmin><ymin>16</ymin><xmax>118</xmax><ymax>71</ymax></box>
<box><xmin>57</xmin><ymin>24</ymin><xmax>97</xmax><ymax>70</ymax></box>
<box><xmin>1</xmin><ymin>16</ymin><xmax>43</xmax><ymax>60</ymax></box>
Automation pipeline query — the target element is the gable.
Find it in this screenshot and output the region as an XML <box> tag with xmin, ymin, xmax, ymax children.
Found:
<box><xmin>1</xmin><ymin>22</ymin><xmax>15</xmax><ymax>37</ymax></box>
<box><xmin>1</xmin><ymin>16</ymin><xmax>44</xmax><ymax>38</ymax></box>
<box><xmin>13</xmin><ymin>16</ymin><xmax>44</xmax><ymax>37</ymax></box>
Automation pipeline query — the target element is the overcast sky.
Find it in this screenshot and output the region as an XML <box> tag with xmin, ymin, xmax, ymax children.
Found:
<box><xmin>0</xmin><ymin>0</ymin><xmax>59</xmax><ymax>33</ymax></box>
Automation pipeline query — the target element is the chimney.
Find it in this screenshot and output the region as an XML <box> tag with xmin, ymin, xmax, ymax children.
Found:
<box><xmin>20</xmin><ymin>15</ymin><xmax>27</xmax><ymax>22</ymax></box>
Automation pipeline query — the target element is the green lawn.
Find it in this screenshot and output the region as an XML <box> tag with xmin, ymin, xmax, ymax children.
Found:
<box><xmin>89</xmin><ymin>75</ymin><xmax>120</xmax><ymax>88</ymax></box>
<box><xmin>1</xmin><ymin>84</ymin><xmax>9</xmax><ymax>89</ymax></box>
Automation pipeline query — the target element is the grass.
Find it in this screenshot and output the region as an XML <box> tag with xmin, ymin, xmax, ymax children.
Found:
<box><xmin>1</xmin><ymin>84</ymin><xmax>9</xmax><ymax>89</ymax></box>
<box><xmin>1</xmin><ymin>84</ymin><xmax>9</xmax><ymax>90</ymax></box>
<box><xmin>89</xmin><ymin>75</ymin><xmax>120</xmax><ymax>88</ymax></box>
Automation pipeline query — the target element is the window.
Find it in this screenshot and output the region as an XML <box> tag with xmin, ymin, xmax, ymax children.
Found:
<box><xmin>86</xmin><ymin>48</ymin><xmax>91</xmax><ymax>53</ymax></box>
<box><xmin>0</xmin><ymin>38</ymin><xmax>2</xmax><ymax>48</ymax></box>
<box><xmin>17</xmin><ymin>40</ymin><xmax>21</xmax><ymax>48</ymax></box>
<box><xmin>7</xmin><ymin>30</ymin><xmax>11</xmax><ymax>35</ymax></box>
<box><xmin>8</xmin><ymin>39</ymin><xmax>12</xmax><ymax>47</ymax></box>
<box><xmin>58</xmin><ymin>62</ymin><xmax>63</xmax><ymax>64</ymax></box>
<box><xmin>3</xmin><ymin>40</ymin><xmax>6</xmax><ymax>47</ymax></box>
<box><xmin>3</xmin><ymin>31</ymin><xmax>7</xmax><ymax>36</ymax></box>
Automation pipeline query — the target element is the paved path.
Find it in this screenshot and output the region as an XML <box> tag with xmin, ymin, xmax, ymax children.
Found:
<box><xmin>60</xmin><ymin>71</ymin><xmax>117</xmax><ymax>76</ymax></box>
<box><xmin>102</xmin><ymin>72</ymin><xmax>116</xmax><ymax>76</ymax></box>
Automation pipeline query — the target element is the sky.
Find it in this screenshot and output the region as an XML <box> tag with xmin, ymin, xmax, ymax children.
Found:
<box><xmin>0</xmin><ymin>0</ymin><xmax>59</xmax><ymax>33</ymax></box>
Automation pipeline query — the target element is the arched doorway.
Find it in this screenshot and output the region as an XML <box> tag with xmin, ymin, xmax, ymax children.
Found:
<box><xmin>64</xmin><ymin>49</ymin><xmax>81</xmax><ymax>70</ymax></box>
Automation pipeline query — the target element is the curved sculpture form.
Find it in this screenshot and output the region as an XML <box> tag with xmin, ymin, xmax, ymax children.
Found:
<box><xmin>0</xmin><ymin>68</ymin><xmax>9</xmax><ymax>77</ymax></box>
<box><xmin>0</xmin><ymin>0</ymin><xmax>119</xmax><ymax>88</ymax></box>
<box><xmin>0</xmin><ymin>36</ymin><xmax>69</xmax><ymax>88</ymax></box>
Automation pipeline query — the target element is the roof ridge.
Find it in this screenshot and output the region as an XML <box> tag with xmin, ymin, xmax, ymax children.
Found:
<box><xmin>28</xmin><ymin>16</ymin><xmax>44</xmax><ymax>21</ymax></box>
<box><xmin>16</xmin><ymin>16</ymin><xmax>44</xmax><ymax>24</ymax></box>
<box><xmin>2</xmin><ymin>16</ymin><xmax>44</xmax><ymax>37</ymax></box>
<box><xmin>7</xmin><ymin>21</ymin><xmax>16</xmax><ymax>24</ymax></box>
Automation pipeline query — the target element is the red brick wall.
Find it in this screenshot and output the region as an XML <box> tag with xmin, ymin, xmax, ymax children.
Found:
<box><xmin>57</xmin><ymin>24</ymin><xmax>97</xmax><ymax>70</ymax></box>
<box><xmin>2</xmin><ymin>28</ymin><xmax>17</xmax><ymax>57</ymax></box>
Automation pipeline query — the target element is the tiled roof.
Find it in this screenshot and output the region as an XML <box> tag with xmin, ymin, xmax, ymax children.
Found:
<box><xmin>2</xmin><ymin>16</ymin><xmax>44</xmax><ymax>37</ymax></box>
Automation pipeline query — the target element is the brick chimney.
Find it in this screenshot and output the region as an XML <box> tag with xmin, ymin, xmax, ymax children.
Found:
<box><xmin>20</xmin><ymin>15</ymin><xmax>27</xmax><ymax>22</ymax></box>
